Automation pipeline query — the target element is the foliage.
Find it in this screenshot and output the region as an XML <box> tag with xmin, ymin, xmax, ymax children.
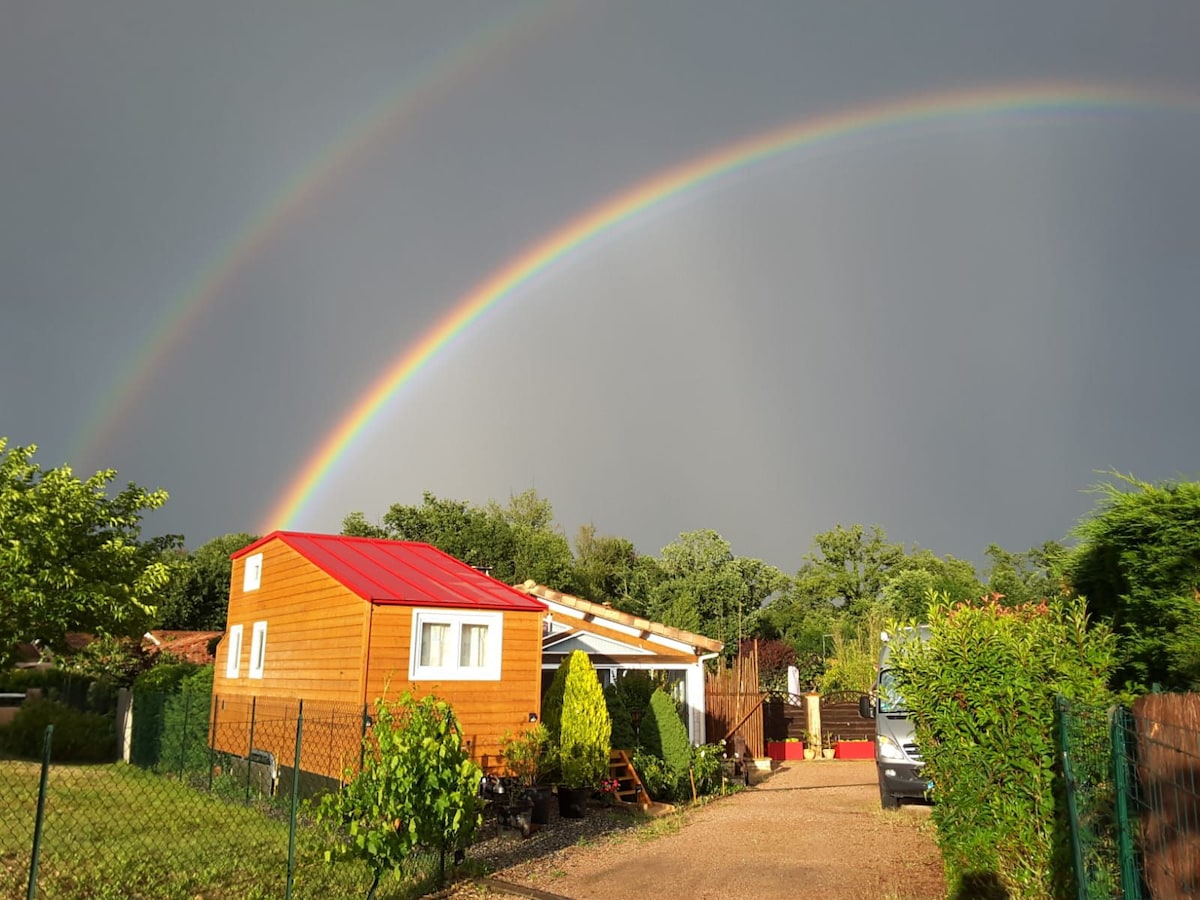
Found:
<box><xmin>157</xmin><ymin>532</ymin><xmax>259</xmax><ymax>630</ymax></box>
<box><xmin>557</xmin><ymin>651</ymin><xmax>612</xmax><ymax>788</ymax></box>
<box><xmin>880</xmin><ymin>550</ymin><xmax>983</xmax><ymax>620</ymax></box>
<box><xmin>638</xmin><ymin>688</ymin><xmax>691</xmax><ymax>797</ymax></box>
<box><xmin>159</xmin><ymin>666</ymin><xmax>214</xmax><ymax>774</ymax></box>
<box><xmin>134</xmin><ymin>661</ymin><xmax>202</xmax><ymax>694</ymax></box>
<box><xmin>604</xmin><ymin>683</ymin><xmax>637</xmax><ymax>751</ymax></box>
<box><xmin>1066</xmin><ymin>473</ymin><xmax>1200</xmax><ymax>691</ymax></box>
<box><xmin>817</xmin><ymin>608</ymin><xmax>888</xmax><ymax>694</ymax></box>
<box><xmin>984</xmin><ymin>541</ymin><xmax>1067</xmax><ymax>608</ymax></box>
<box><xmin>58</xmin><ymin>634</ymin><xmax>149</xmax><ymax>685</ymax></box>
<box><xmin>0</xmin><ymin>439</ymin><xmax>174</xmax><ymax>667</ymax></box>
<box><xmin>738</xmin><ymin>638</ymin><xmax>796</xmax><ymax>692</ymax></box>
<box><xmin>571</xmin><ymin>524</ymin><xmax>640</xmax><ymax>607</ymax></box>
<box><xmin>540</xmin><ymin>660</ymin><xmax>568</xmax><ymax>748</ymax></box>
<box><xmin>315</xmin><ymin>693</ymin><xmax>482</xmax><ymax>896</ymax></box>
<box><xmin>689</xmin><ymin>742</ymin><xmax>725</xmax><ymax>796</ymax></box>
<box><xmin>2</xmin><ymin>698</ymin><xmax>116</xmax><ymax>762</ymax></box>
<box><xmin>889</xmin><ymin>593</ymin><xmax>1115</xmax><ymax>900</ymax></box>
<box><xmin>500</xmin><ymin>723</ymin><xmax>549</xmax><ymax>786</ymax></box>
<box><xmin>631</xmin><ymin>748</ymin><xmax>675</xmax><ymax>802</ymax></box>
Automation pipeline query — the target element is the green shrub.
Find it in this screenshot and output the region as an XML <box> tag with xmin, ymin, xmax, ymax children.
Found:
<box><xmin>134</xmin><ymin>661</ymin><xmax>200</xmax><ymax>694</ymax></box>
<box><xmin>604</xmin><ymin>683</ymin><xmax>637</xmax><ymax>751</ymax></box>
<box><xmin>690</xmin><ymin>742</ymin><xmax>725</xmax><ymax>796</ymax></box>
<box><xmin>540</xmin><ymin>662</ymin><xmax>568</xmax><ymax>745</ymax></box>
<box><xmin>890</xmin><ymin>594</ymin><xmax>1115</xmax><ymax>900</ymax></box>
<box><xmin>159</xmin><ymin>665</ymin><xmax>214</xmax><ymax>774</ymax></box>
<box><xmin>639</xmin><ymin>688</ymin><xmax>691</xmax><ymax>794</ymax></box>
<box><xmin>2</xmin><ymin>698</ymin><xmax>116</xmax><ymax>762</ymax></box>
<box><xmin>557</xmin><ymin>650</ymin><xmax>611</xmax><ymax>788</ymax></box>
<box><xmin>315</xmin><ymin>693</ymin><xmax>482</xmax><ymax>895</ymax></box>
<box><xmin>631</xmin><ymin>748</ymin><xmax>674</xmax><ymax>802</ymax></box>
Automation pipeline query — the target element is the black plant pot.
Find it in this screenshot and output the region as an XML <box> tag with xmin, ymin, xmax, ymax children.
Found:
<box><xmin>527</xmin><ymin>786</ymin><xmax>554</xmax><ymax>825</ymax></box>
<box><xmin>556</xmin><ymin>785</ymin><xmax>592</xmax><ymax>819</ymax></box>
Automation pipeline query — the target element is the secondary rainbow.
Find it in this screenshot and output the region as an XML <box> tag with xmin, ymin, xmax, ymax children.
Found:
<box><xmin>69</xmin><ymin>2</ymin><xmax>570</xmax><ymax>469</ymax></box>
<box><xmin>265</xmin><ymin>80</ymin><xmax>1198</xmax><ymax>531</ymax></box>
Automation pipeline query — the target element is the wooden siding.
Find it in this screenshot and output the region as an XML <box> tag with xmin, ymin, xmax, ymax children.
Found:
<box><xmin>364</xmin><ymin>606</ymin><xmax>544</xmax><ymax>771</ymax></box>
<box><xmin>213</xmin><ymin>538</ymin><xmax>367</xmax><ymax>707</ymax></box>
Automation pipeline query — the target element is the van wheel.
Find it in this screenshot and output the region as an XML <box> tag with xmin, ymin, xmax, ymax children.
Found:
<box><xmin>880</xmin><ymin>783</ymin><xmax>900</xmax><ymax>809</ymax></box>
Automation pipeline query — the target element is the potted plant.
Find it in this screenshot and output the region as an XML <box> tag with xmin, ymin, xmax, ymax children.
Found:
<box><xmin>554</xmin><ymin>651</ymin><xmax>612</xmax><ymax>818</ymax></box>
<box><xmin>803</xmin><ymin>731</ymin><xmax>818</xmax><ymax>760</ymax></box>
<box><xmin>766</xmin><ymin>737</ymin><xmax>805</xmax><ymax>761</ymax></box>
<box><xmin>821</xmin><ymin>733</ymin><xmax>837</xmax><ymax>759</ymax></box>
<box><xmin>501</xmin><ymin>724</ymin><xmax>554</xmax><ymax>825</ymax></box>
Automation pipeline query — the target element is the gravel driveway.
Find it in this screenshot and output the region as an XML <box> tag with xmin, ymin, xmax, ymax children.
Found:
<box><xmin>453</xmin><ymin>759</ymin><xmax>944</xmax><ymax>900</ymax></box>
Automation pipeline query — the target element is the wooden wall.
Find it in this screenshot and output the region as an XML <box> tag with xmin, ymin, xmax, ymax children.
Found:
<box><xmin>214</xmin><ymin>539</ymin><xmax>368</xmax><ymax>706</ymax></box>
<box><xmin>364</xmin><ymin>606</ymin><xmax>544</xmax><ymax>772</ymax></box>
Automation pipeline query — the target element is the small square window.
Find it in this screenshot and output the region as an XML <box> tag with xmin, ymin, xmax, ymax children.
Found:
<box><xmin>225</xmin><ymin>625</ymin><xmax>243</xmax><ymax>679</ymax></box>
<box><xmin>243</xmin><ymin>553</ymin><xmax>263</xmax><ymax>592</ymax></box>
<box><xmin>410</xmin><ymin>610</ymin><xmax>502</xmax><ymax>681</ymax></box>
<box><xmin>249</xmin><ymin>621</ymin><xmax>267</xmax><ymax>679</ymax></box>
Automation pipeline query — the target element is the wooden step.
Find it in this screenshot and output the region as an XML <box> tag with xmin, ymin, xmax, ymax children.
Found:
<box><xmin>608</xmin><ymin>749</ymin><xmax>651</xmax><ymax>809</ymax></box>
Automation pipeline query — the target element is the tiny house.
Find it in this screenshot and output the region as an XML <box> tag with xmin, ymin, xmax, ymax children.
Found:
<box><xmin>212</xmin><ymin>531</ymin><xmax>546</xmax><ymax>778</ymax></box>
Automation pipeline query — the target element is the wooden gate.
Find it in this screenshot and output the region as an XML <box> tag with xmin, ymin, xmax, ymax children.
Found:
<box><xmin>704</xmin><ymin>645</ymin><xmax>764</xmax><ymax>758</ymax></box>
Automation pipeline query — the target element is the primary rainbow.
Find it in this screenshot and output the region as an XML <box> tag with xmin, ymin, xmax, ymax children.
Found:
<box><xmin>68</xmin><ymin>1</ymin><xmax>569</xmax><ymax>468</ymax></box>
<box><xmin>266</xmin><ymin>80</ymin><xmax>1196</xmax><ymax>531</ymax></box>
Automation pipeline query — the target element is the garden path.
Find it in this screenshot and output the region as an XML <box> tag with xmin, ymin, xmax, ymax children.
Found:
<box><xmin>456</xmin><ymin>759</ymin><xmax>943</xmax><ymax>900</ymax></box>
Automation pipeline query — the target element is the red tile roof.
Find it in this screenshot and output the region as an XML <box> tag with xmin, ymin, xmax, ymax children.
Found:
<box><xmin>234</xmin><ymin>532</ymin><xmax>547</xmax><ymax>613</ymax></box>
<box><xmin>144</xmin><ymin>631</ymin><xmax>223</xmax><ymax>664</ymax></box>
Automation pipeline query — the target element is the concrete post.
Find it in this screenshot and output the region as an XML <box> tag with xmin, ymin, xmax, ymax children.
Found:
<box><xmin>116</xmin><ymin>688</ymin><xmax>133</xmax><ymax>763</ymax></box>
<box><xmin>804</xmin><ymin>692</ymin><xmax>822</xmax><ymax>752</ymax></box>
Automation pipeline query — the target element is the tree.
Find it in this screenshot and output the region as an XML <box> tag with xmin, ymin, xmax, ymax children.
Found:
<box><xmin>571</xmin><ymin>524</ymin><xmax>639</xmax><ymax>606</ymax></box>
<box><xmin>880</xmin><ymin>550</ymin><xmax>982</xmax><ymax>620</ymax></box>
<box><xmin>0</xmin><ymin>439</ymin><xmax>173</xmax><ymax>667</ymax></box>
<box><xmin>984</xmin><ymin>541</ymin><xmax>1067</xmax><ymax>608</ymax></box>
<box><xmin>157</xmin><ymin>532</ymin><xmax>259</xmax><ymax>630</ymax></box>
<box><xmin>556</xmin><ymin>650</ymin><xmax>611</xmax><ymax>788</ymax></box>
<box><xmin>1067</xmin><ymin>473</ymin><xmax>1200</xmax><ymax>691</ymax></box>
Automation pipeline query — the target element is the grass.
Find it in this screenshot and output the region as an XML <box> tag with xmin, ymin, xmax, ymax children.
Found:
<box><xmin>0</xmin><ymin>760</ymin><xmax>445</xmax><ymax>900</ymax></box>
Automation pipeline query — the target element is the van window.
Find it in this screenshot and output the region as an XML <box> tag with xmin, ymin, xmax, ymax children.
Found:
<box><xmin>878</xmin><ymin>669</ymin><xmax>906</xmax><ymax>713</ymax></box>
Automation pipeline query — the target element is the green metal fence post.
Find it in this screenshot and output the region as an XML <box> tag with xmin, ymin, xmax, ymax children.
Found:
<box><xmin>26</xmin><ymin>724</ymin><xmax>53</xmax><ymax>900</ymax></box>
<box><xmin>1111</xmin><ymin>706</ymin><xmax>1141</xmax><ymax>900</ymax></box>
<box><xmin>208</xmin><ymin>694</ymin><xmax>219</xmax><ymax>792</ymax></box>
<box><xmin>1056</xmin><ymin>696</ymin><xmax>1088</xmax><ymax>900</ymax></box>
<box><xmin>179</xmin><ymin>689</ymin><xmax>191</xmax><ymax>778</ymax></box>
<box><xmin>360</xmin><ymin>703</ymin><xmax>369</xmax><ymax>770</ymax></box>
<box><xmin>245</xmin><ymin>696</ymin><xmax>257</xmax><ymax>804</ymax></box>
<box><xmin>285</xmin><ymin>700</ymin><xmax>304</xmax><ymax>900</ymax></box>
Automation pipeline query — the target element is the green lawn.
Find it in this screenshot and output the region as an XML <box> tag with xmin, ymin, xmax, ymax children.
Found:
<box><xmin>0</xmin><ymin>760</ymin><xmax>439</xmax><ymax>900</ymax></box>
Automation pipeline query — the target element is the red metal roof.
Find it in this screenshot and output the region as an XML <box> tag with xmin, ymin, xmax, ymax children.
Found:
<box><xmin>233</xmin><ymin>531</ymin><xmax>547</xmax><ymax>613</ymax></box>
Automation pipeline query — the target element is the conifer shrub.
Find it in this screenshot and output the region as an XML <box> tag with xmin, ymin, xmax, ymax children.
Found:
<box><xmin>540</xmin><ymin>662</ymin><xmax>568</xmax><ymax>745</ymax></box>
<box><xmin>557</xmin><ymin>650</ymin><xmax>611</xmax><ymax>788</ymax></box>
<box><xmin>639</xmin><ymin>688</ymin><xmax>691</xmax><ymax>798</ymax></box>
<box><xmin>159</xmin><ymin>665</ymin><xmax>214</xmax><ymax>774</ymax></box>
<box><xmin>603</xmin><ymin>683</ymin><xmax>637</xmax><ymax>751</ymax></box>
<box><xmin>889</xmin><ymin>593</ymin><xmax>1115</xmax><ymax>900</ymax></box>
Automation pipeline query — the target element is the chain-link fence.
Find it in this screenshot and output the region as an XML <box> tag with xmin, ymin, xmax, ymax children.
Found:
<box><xmin>0</xmin><ymin>690</ymin><xmax>446</xmax><ymax>899</ymax></box>
<box><xmin>1059</xmin><ymin>694</ymin><xmax>1200</xmax><ymax>900</ymax></box>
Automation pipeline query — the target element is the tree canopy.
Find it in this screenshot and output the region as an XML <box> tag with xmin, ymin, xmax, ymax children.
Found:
<box><xmin>156</xmin><ymin>532</ymin><xmax>259</xmax><ymax>630</ymax></box>
<box><xmin>0</xmin><ymin>439</ymin><xmax>173</xmax><ymax>667</ymax></box>
<box><xmin>1067</xmin><ymin>473</ymin><xmax>1200</xmax><ymax>691</ymax></box>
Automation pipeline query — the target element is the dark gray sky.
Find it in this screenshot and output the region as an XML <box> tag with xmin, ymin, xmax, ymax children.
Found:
<box><xmin>3</xmin><ymin>1</ymin><xmax>1198</xmax><ymax>571</ymax></box>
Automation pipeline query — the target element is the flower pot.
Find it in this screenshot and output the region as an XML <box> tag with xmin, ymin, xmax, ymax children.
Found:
<box><xmin>821</xmin><ymin>748</ymin><xmax>835</xmax><ymax>760</ymax></box>
<box><xmin>803</xmin><ymin>749</ymin><xmax>816</xmax><ymax>760</ymax></box>
<box><xmin>834</xmin><ymin>740</ymin><xmax>875</xmax><ymax>760</ymax></box>
<box><xmin>557</xmin><ymin>785</ymin><xmax>591</xmax><ymax>819</ymax></box>
<box><xmin>766</xmin><ymin>741</ymin><xmax>805</xmax><ymax>761</ymax></box>
<box><xmin>527</xmin><ymin>786</ymin><xmax>554</xmax><ymax>825</ymax></box>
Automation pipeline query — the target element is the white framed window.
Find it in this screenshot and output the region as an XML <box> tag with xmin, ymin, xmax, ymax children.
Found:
<box><xmin>409</xmin><ymin>609</ymin><xmax>503</xmax><ymax>681</ymax></box>
<box><xmin>243</xmin><ymin>553</ymin><xmax>263</xmax><ymax>592</ymax></box>
<box><xmin>225</xmin><ymin>625</ymin><xmax>243</xmax><ymax>679</ymax></box>
<box><xmin>248</xmin><ymin>621</ymin><xmax>267</xmax><ymax>679</ymax></box>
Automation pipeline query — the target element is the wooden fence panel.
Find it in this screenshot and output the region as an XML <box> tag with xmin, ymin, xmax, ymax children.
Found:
<box><xmin>818</xmin><ymin>690</ymin><xmax>873</xmax><ymax>742</ymax></box>
<box><xmin>704</xmin><ymin>645</ymin><xmax>764</xmax><ymax>758</ymax></box>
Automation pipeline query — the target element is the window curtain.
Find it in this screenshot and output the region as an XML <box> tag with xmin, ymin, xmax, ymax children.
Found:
<box><xmin>420</xmin><ymin>622</ymin><xmax>451</xmax><ymax>667</ymax></box>
<box><xmin>459</xmin><ymin>624</ymin><xmax>489</xmax><ymax>668</ymax></box>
